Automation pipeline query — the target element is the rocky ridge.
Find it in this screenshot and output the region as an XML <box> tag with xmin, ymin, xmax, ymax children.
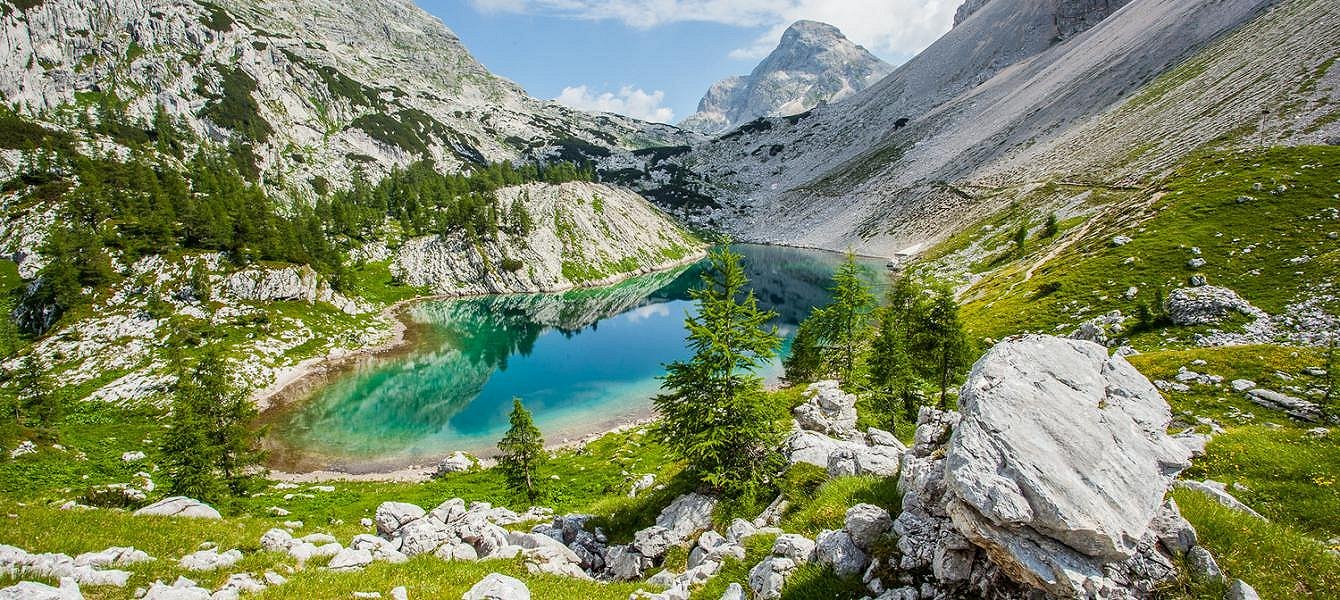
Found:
<box><xmin>0</xmin><ymin>0</ymin><xmax>694</xmax><ymax>197</ymax></box>
<box><xmin>390</xmin><ymin>181</ymin><xmax>701</xmax><ymax>296</ymax></box>
<box><xmin>679</xmin><ymin>21</ymin><xmax>892</xmax><ymax>135</ymax></box>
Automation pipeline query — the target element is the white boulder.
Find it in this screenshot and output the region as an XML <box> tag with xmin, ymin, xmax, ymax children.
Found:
<box><xmin>943</xmin><ymin>335</ymin><xmax>1193</xmax><ymax>596</ymax></box>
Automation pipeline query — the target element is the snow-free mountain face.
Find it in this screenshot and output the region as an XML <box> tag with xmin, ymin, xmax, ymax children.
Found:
<box><xmin>667</xmin><ymin>0</ymin><xmax>1340</xmax><ymax>255</ymax></box>
<box><xmin>0</xmin><ymin>0</ymin><xmax>696</xmax><ymax>197</ymax></box>
<box><xmin>678</xmin><ymin>20</ymin><xmax>892</xmax><ymax>135</ymax></box>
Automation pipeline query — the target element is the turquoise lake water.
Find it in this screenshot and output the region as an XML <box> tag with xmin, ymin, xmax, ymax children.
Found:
<box><xmin>263</xmin><ymin>245</ymin><xmax>885</xmax><ymax>472</ymax></box>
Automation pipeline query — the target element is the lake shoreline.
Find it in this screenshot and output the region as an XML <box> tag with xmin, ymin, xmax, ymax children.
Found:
<box><xmin>251</xmin><ymin>249</ymin><xmax>708</xmax><ymax>413</ymax></box>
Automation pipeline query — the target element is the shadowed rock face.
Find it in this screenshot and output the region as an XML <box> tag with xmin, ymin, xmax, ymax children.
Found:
<box><xmin>679</xmin><ymin>20</ymin><xmax>892</xmax><ymax>135</ymax></box>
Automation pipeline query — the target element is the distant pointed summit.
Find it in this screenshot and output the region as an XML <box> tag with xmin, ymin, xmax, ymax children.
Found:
<box><xmin>679</xmin><ymin>21</ymin><xmax>892</xmax><ymax>135</ymax></box>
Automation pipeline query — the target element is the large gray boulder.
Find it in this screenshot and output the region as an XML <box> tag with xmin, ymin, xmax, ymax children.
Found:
<box><xmin>375</xmin><ymin>502</ymin><xmax>426</xmax><ymax>537</ymax></box>
<box><xmin>655</xmin><ymin>493</ymin><xmax>718</xmax><ymax>540</ymax></box>
<box><xmin>133</xmin><ymin>497</ymin><xmax>220</xmax><ymax>520</ymax></box>
<box><xmin>943</xmin><ymin>335</ymin><xmax>1193</xmax><ymax>597</ymax></box>
<box><xmin>843</xmin><ymin>504</ymin><xmax>892</xmax><ymax>551</ymax></box>
<box><xmin>747</xmin><ymin>556</ymin><xmax>797</xmax><ymax>600</ymax></box>
<box><xmin>462</xmin><ymin>573</ymin><xmax>530</xmax><ymax>600</ymax></box>
<box><xmin>814</xmin><ymin>529</ymin><xmax>868</xmax><ymax>578</ymax></box>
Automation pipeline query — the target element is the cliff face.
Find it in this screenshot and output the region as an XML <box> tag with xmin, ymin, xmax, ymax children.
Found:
<box><xmin>0</xmin><ymin>0</ymin><xmax>693</xmax><ymax>195</ymax></box>
<box><xmin>390</xmin><ymin>181</ymin><xmax>702</xmax><ymax>296</ymax></box>
<box><xmin>679</xmin><ymin>21</ymin><xmax>892</xmax><ymax>135</ymax></box>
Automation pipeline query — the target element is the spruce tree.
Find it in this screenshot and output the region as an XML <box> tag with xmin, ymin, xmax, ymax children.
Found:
<box><xmin>17</xmin><ymin>354</ymin><xmax>59</xmax><ymax>429</ymax></box>
<box><xmin>1043</xmin><ymin>212</ymin><xmax>1059</xmax><ymax>238</ymax></box>
<box><xmin>160</xmin><ymin>350</ymin><xmax>262</xmax><ymax>500</ymax></box>
<box><xmin>921</xmin><ymin>288</ymin><xmax>973</xmax><ymax>408</ymax></box>
<box><xmin>867</xmin><ymin>274</ymin><xmax>926</xmax><ymax>424</ymax></box>
<box><xmin>1013</xmin><ymin>225</ymin><xmax>1028</xmax><ymax>256</ymax></box>
<box><xmin>497</xmin><ymin>398</ymin><xmax>546</xmax><ymax>501</ymax></box>
<box><xmin>655</xmin><ymin>243</ymin><xmax>783</xmax><ymax>496</ymax></box>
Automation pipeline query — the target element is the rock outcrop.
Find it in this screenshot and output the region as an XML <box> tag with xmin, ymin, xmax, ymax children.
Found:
<box><xmin>390</xmin><ymin>182</ymin><xmax>702</xmax><ymax>296</ymax></box>
<box><xmin>782</xmin><ymin>381</ymin><xmax>903</xmax><ymax>477</ymax></box>
<box><xmin>679</xmin><ymin>21</ymin><xmax>891</xmax><ymax>135</ymax></box>
<box><xmin>0</xmin><ymin>0</ymin><xmax>691</xmax><ymax>196</ymax></box>
<box><xmin>891</xmin><ymin>335</ymin><xmax>1201</xmax><ymax>599</ymax></box>
<box><xmin>1164</xmin><ymin>286</ymin><xmax>1265</xmax><ymax>326</ymax></box>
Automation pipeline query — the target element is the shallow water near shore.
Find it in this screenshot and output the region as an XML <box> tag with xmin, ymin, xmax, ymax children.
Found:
<box><xmin>261</xmin><ymin>245</ymin><xmax>885</xmax><ymax>473</ymax></box>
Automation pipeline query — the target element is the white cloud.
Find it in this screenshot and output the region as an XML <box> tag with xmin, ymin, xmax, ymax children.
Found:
<box><xmin>467</xmin><ymin>1</ymin><xmax>958</xmax><ymax>63</ymax></box>
<box><xmin>555</xmin><ymin>85</ymin><xmax>676</xmax><ymax>123</ymax></box>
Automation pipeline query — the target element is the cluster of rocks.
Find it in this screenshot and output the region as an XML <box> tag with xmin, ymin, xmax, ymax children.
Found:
<box><xmin>0</xmin><ymin>544</ymin><xmax>146</xmax><ymax>589</ymax></box>
<box><xmin>782</xmin><ymin>381</ymin><xmax>904</xmax><ymax>478</ymax></box>
<box><xmin>344</xmin><ymin>499</ymin><xmax>561</xmax><ymax>576</ymax></box>
<box><xmin>1070</xmin><ymin>310</ymin><xmax>1128</xmax><ymax>347</ymax></box>
<box><xmin>1154</xmin><ymin>364</ymin><xmax>1326</xmax><ymax>424</ymax></box>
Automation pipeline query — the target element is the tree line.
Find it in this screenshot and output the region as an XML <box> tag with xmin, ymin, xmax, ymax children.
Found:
<box><xmin>4</xmin><ymin>105</ymin><xmax>592</xmax><ymax>334</ymax></box>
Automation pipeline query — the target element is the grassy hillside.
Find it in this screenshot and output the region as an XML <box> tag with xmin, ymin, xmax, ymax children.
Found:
<box><xmin>919</xmin><ymin>145</ymin><xmax>1340</xmax><ymax>599</ymax></box>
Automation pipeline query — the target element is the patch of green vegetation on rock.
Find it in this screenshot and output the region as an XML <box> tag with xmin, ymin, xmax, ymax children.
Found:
<box><xmin>195</xmin><ymin>1</ymin><xmax>234</xmax><ymax>32</ymax></box>
<box><xmin>199</xmin><ymin>66</ymin><xmax>272</xmax><ymax>143</ymax></box>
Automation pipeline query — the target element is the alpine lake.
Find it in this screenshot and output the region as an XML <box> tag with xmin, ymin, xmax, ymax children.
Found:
<box><xmin>260</xmin><ymin>245</ymin><xmax>887</xmax><ymax>473</ymax></box>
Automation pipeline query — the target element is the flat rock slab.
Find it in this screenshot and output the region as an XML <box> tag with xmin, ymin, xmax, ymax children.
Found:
<box><xmin>133</xmin><ymin>497</ymin><xmax>220</xmax><ymax>520</ymax></box>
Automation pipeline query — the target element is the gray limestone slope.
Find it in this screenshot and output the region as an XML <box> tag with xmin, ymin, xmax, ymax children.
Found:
<box><xmin>0</xmin><ymin>0</ymin><xmax>694</xmax><ymax>196</ymax></box>
<box><xmin>681</xmin><ymin>0</ymin><xmax>1136</xmax><ymax>243</ymax></box>
<box><xmin>679</xmin><ymin>20</ymin><xmax>892</xmax><ymax>135</ymax></box>
<box><xmin>682</xmin><ymin>0</ymin><xmax>1339</xmax><ymax>257</ymax></box>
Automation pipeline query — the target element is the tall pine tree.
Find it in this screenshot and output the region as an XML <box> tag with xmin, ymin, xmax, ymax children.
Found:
<box><xmin>497</xmin><ymin>398</ymin><xmax>546</xmax><ymax>501</ymax></box>
<box><xmin>655</xmin><ymin>243</ymin><xmax>783</xmax><ymax>496</ymax></box>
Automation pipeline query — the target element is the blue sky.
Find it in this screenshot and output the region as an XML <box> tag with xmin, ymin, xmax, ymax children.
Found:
<box><xmin>412</xmin><ymin>0</ymin><xmax>958</xmax><ymax>124</ymax></box>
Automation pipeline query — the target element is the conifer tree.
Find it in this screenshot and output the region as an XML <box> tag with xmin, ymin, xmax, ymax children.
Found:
<box><xmin>17</xmin><ymin>354</ymin><xmax>59</xmax><ymax>429</ymax></box>
<box><xmin>655</xmin><ymin>243</ymin><xmax>783</xmax><ymax>496</ymax></box>
<box><xmin>783</xmin><ymin>318</ymin><xmax>823</xmax><ymax>384</ymax></box>
<box><xmin>921</xmin><ymin>288</ymin><xmax>973</xmax><ymax>408</ymax></box>
<box><xmin>1043</xmin><ymin>212</ymin><xmax>1060</xmax><ymax>238</ymax></box>
<box><xmin>820</xmin><ymin>252</ymin><xmax>876</xmax><ymax>380</ymax></box>
<box><xmin>1013</xmin><ymin>225</ymin><xmax>1028</xmax><ymax>256</ymax></box>
<box><xmin>867</xmin><ymin>274</ymin><xmax>926</xmax><ymax>423</ymax></box>
<box><xmin>783</xmin><ymin>252</ymin><xmax>874</xmax><ymax>383</ymax></box>
<box><xmin>497</xmin><ymin>398</ymin><xmax>546</xmax><ymax>501</ymax></box>
<box><xmin>160</xmin><ymin>350</ymin><xmax>262</xmax><ymax>500</ymax></box>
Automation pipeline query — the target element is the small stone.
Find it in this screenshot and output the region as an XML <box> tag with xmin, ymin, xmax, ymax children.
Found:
<box><xmin>462</xmin><ymin>573</ymin><xmax>530</xmax><ymax>600</ymax></box>
<box><xmin>1187</xmin><ymin>546</ymin><xmax>1224</xmax><ymax>583</ymax></box>
<box><xmin>1226</xmin><ymin>579</ymin><xmax>1261</xmax><ymax>600</ymax></box>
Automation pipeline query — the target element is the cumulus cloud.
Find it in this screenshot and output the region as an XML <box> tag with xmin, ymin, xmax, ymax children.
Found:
<box><xmin>467</xmin><ymin>0</ymin><xmax>958</xmax><ymax>62</ymax></box>
<box><xmin>555</xmin><ymin>85</ymin><xmax>676</xmax><ymax>122</ymax></box>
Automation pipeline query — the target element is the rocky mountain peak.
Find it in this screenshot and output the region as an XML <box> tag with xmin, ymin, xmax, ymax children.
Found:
<box><xmin>678</xmin><ymin>20</ymin><xmax>892</xmax><ymax>135</ymax></box>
